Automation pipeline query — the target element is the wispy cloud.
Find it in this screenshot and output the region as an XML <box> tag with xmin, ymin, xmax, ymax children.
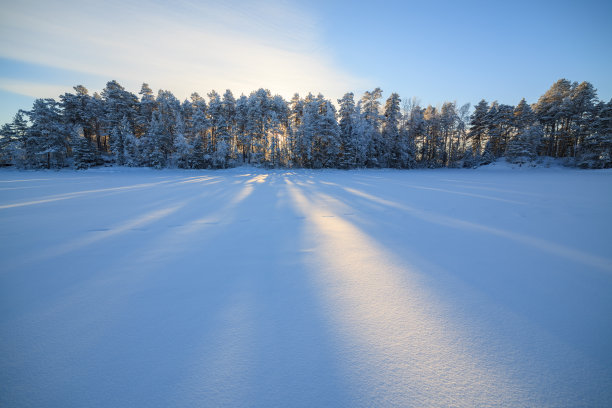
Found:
<box><xmin>0</xmin><ymin>0</ymin><xmax>366</xmax><ymax>100</ymax></box>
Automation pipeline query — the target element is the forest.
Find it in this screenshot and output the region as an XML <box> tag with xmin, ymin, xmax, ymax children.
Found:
<box><xmin>0</xmin><ymin>79</ymin><xmax>610</xmax><ymax>170</ymax></box>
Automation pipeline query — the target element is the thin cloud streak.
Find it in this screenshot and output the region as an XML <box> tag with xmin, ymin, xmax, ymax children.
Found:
<box><xmin>0</xmin><ymin>0</ymin><xmax>368</xmax><ymax>100</ymax></box>
<box><xmin>0</xmin><ymin>79</ymin><xmax>73</xmax><ymax>100</ymax></box>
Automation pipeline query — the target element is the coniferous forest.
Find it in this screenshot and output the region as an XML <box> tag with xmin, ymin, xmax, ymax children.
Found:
<box><xmin>0</xmin><ymin>79</ymin><xmax>610</xmax><ymax>170</ymax></box>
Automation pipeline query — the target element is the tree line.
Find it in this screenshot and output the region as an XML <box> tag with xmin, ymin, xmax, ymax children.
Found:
<box><xmin>0</xmin><ymin>79</ymin><xmax>610</xmax><ymax>170</ymax></box>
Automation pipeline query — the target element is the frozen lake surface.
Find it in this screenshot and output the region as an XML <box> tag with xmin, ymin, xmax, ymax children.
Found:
<box><xmin>1</xmin><ymin>165</ymin><xmax>612</xmax><ymax>407</ymax></box>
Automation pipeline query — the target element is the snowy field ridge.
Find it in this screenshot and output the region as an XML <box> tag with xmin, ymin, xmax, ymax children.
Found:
<box><xmin>1</xmin><ymin>165</ymin><xmax>611</xmax><ymax>407</ymax></box>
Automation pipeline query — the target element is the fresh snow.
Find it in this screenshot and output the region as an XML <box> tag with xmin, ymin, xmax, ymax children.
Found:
<box><xmin>1</xmin><ymin>165</ymin><xmax>611</xmax><ymax>407</ymax></box>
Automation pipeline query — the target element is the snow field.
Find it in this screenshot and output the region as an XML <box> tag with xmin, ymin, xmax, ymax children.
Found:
<box><xmin>1</xmin><ymin>166</ymin><xmax>611</xmax><ymax>407</ymax></box>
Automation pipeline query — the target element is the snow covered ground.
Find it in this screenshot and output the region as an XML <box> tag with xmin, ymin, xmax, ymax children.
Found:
<box><xmin>1</xmin><ymin>164</ymin><xmax>611</xmax><ymax>407</ymax></box>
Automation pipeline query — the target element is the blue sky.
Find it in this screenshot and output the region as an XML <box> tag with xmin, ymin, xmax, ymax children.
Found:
<box><xmin>1</xmin><ymin>0</ymin><xmax>610</xmax><ymax>124</ymax></box>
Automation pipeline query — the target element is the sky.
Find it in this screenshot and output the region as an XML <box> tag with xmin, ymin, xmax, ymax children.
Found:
<box><xmin>0</xmin><ymin>0</ymin><xmax>611</xmax><ymax>124</ymax></box>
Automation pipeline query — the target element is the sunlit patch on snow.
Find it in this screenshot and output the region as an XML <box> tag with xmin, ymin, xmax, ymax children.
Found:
<box><xmin>245</xmin><ymin>174</ymin><xmax>269</xmax><ymax>184</ymax></box>
<box><xmin>176</xmin><ymin>176</ymin><xmax>220</xmax><ymax>185</ymax></box>
<box><xmin>285</xmin><ymin>178</ymin><xmax>531</xmax><ymax>406</ymax></box>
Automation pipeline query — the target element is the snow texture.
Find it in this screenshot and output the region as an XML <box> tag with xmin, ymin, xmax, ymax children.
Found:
<box><xmin>1</xmin><ymin>165</ymin><xmax>611</xmax><ymax>407</ymax></box>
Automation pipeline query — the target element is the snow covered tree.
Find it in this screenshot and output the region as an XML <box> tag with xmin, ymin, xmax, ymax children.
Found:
<box><xmin>266</xmin><ymin>111</ymin><xmax>282</xmax><ymax>168</ymax></box>
<box><xmin>312</xmin><ymin>99</ymin><xmax>340</xmax><ymax>168</ymax></box>
<box><xmin>71</xmin><ymin>127</ymin><xmax>98</xmax><ymax>169</ymax></box>
<box><xmin>287</xmin><ymin>93</ymin><xmax>304</xmax><ymax>167</ymax></box>
<box><xmin>534</xmin><ymin>79</ymin><xmax>573</xmax><ymax>157</ymax></box>
<box><xmin>3</xmin><ymin>76</ymin><xmax>609</xmax><ymax>170</ymax></box>
<box><xmin>245</xmin><ymin>88</ymin><xmax>272</xmax><ymax>165</ymax></box>
<box><xmin>135</xmin><ymin>83</ymin><xmax>156</xmax><ymax>137</ymax></box>
<box><xmin>513</xmin><ymin>98</ymin><xmax>535</xmax><ymax>133</ymax></box>
<box><xmin>172</xmin><ymin>131</ymin><xmax>190</xmax><ymax>168</ymax></box>
<box><xmin>506</xmin><ymin>125</ymin><xmax>542</xmax><ymax>165</ymax></box>
<box><xmin>468</xmin><ymin>99</ymin><xmax>488</xmax><ymax>155</ymax></box>
<box><xmin>141</xmin><ymin>110</ymin><xmax>165</xmax><ymax>168</ymax></box>
<box><xmin>296</xmin><ymin>93</ymin><xmax>317</xmax><ymax>167</ymax></box>
<box><xmin>577</xmin><ymin>99</ymin><xmax>612</xmax><ymax>168</ymax></box>
<box><xmin>188</xmin><ymin>93</ymin><xmax>211</xmax><ymax>167</ymax></box>
<box><xmin>0</xmin><ymin>111</ymin><xmax>28</xmax><ymax>166</ymax></box>
<box><xmin>101</xmin><ymin>81</ymin><xmax>139</xmax><ymax>153</ymax></box>
<box><xmin>439</xmin><ymin>102</ymin><xmax>459</xmax><ymax>166</ymax></box>
<box><xmin>60</xmin><ymin>85</ymin><xmax>95</xmax><ymax>143</ymax></box>
<box><xmin>383</xmin><ymin>93</ymin><xmax>402</xmax><ymax>168</ymax></box>
<box><xmin>221</xmin><ymin>89</ymin><xmax>237</xmax><ymax>160</ymax></box>
<box><xmin>24</xmin><ymin>98</ymin><xmax>69</xmax><ymax>168</ymax></box>
<box><xmin>0</xmin><ymin>123</ymin><xmax>15</xmax><ymax>165</ymax></box>
<box><xmin>123</xmin><ymin>129</ymin><xmax>140</xmax><ymax>167</ymax></box>
<box><xmin>235</xmin><ymin>95</ymin><xmax>250</xmax><ymax>164</ymax></box>
<box><xmin>360</xmin><ymin>88</ymin><xmax>384</xmax><ymax>166</ymax></box>
<box><xmin>213</xmin><ymin>117</ymin><xmax>231</xmax><ymax>168</ymax></box>
<box><xmin>189</xmin><ymin>134</ymin><xmax>207</xmax><ymax>169</ymax></box>
<box><xmin>569</xmin><ymin>81</ymin><xmax>598</xmax><ymax>158</ymax></box>
<box><xmin>422</xmin><ymin>105</ymin><xmax>442</xmax><ymax>166</ymax></box>
<box><xmin>337</xmin><ymin>92</ymin><xmax>357</xmax><ymax>168</ymax></box>
<box><xmin>485</xmin><ymin>102</ymin><xmax>514</xmax><ymax>158</ymax></box>
<box><xmin>108</xmin><ymin>116</ymin><xmax>126</xmax><ymax>165</ymax></box>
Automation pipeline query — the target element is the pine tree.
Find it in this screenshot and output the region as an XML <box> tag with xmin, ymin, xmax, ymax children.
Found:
<box><xmin>222</xmin><ymin>89</ymin><xmax>237</xmax><ymax>160</ymax></box>
<box><xmin>123</xmin><ymin>130</ymin><xmax>140</xmax><ymax>167</ymax></box>
<box><xmin>143</xmin><ymin>110</ymin><xmax>165</xmax><ymax>168</ymax></box>
<box><xmin>24</xmin><ymin>98</ymin><xmax>69</xmax><ymax>168</ymax></box>
<box><xmin>405</xmin><ymin>102</ymin><xmax>426</xmax><ymax>166</ymax></box>
<box><xmin>71</xmin><ymin>127</ymin><xmax>98</xmax><ymax>169</ymax></box>
<box><xmin>462</xmin><ymin>143</ymin><xmax>478</xmax><ymax>168</ymax></box>
<box><xmin>0</xmin><ymin>112</ymin><xmax>28</xmax><ymax>166</ymax></box>
<box><xmin>468</xmin><ymin>99</ymin><xmax>488</xmax><ymax>155</ymax></box>
<box><xmin>213</xmin><ymin>117</ymin><xmax>231</xmax><ymax>168</ymax></box>
<box><xmin>189</xmin><ymin>93</ymin><xmax>211</xmax><ymax>166</ymax></box>
<box><xmin>189</xmin><ymin>134</ymin><xmax>207</xmax><ymax>169</ymax></box>
<box><xmin>101</xmin><ymin>81</ymin><xmax>139</xmax><ymax>151</ymax></box>
<box><xmin>287</xmin><ymin>93</ymin><xmax>304</xmax><ymax>167</ymax></box>
<box><xmin>60</xmin><ymin>85</ymin><xmax>94</xmax><ymax>142</ymax></box>
<box><xmin>267</xmin><ymin>111</ymin><xmax>282</xmax><ymax>168</ymax></box>
<box><xmin>423</xmin><ymin>105</ymin><xmax>441</xmax><ymax>167</ymax></box>
<box><xmin>173</xmin><ymin>132</ymin><xmax>191</xmax><ymax>168</ymax></box>
<box><xmin>577</xmin><ymin>99</ymin><xmax>612</xmax><ymax>168</ymax></box>
<box><xmin>505</xmin><ymin>125</ymin><xmax>542</xmax><ymax>165</ymax></box>
<box><xmin>513</xmin><ymin>98</ymin><xmax>535</xmax><ymax>133</ymax></box>
<box><xmin>360</xmin><ymin>88</ymin><xmax>383</xmax><ymax>167</ymax></box>
<box><xmin>383</xmin><ymin>93</ymin><xmax>402</xmax><ymax>168</ymax></box>
<box><xmin>337</xmin><ymin>93</ymin><xmax>356</xmax><ymax>168</ymax></box>
<box><xmin>136</xmin><ymin>83</ymin><xmax>156</xmax><ymax>137</ymax></box>
<box><xmin>534</xmin><ymin>79</ymin><xmax>573</xmax><ymax>157</ymax></box>
<box><xmin>235</xmin><ymin>95</ymin><xmax>250</xmax><ymax>164</ymax></box>
<box><xmin>0</xmin><ymin>123</ymin><xmax>14</xmax><ymax>165</ymax></box>
<box><xmin>312</xmin><ymin>99</ymin><xmax>340</xmax><ymax>168</ymax></box>
<box><xmin>109</xmin><ymin>126</ymin><xmax>124</xmax><ymax>165</ymax></box>
<box><xmin>297</xmin><ymin>94</ymin><xmax>317</xmax><ymax>167</ymax></box>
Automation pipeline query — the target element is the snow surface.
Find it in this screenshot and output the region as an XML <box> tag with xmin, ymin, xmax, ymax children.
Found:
<box><xmin>1</xmin><ymin>165</ymin><xmax>611</xmax><ymax>407</ymax></box>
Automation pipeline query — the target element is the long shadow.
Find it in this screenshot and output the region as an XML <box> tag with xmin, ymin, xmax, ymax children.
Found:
<box><xmin>285</xmin><ymin>174</ymin><xmax>612</xmax><ymax>406</ymax></box>
<box><xmin>165</xmin><ymin>171</ymin><xmax>352</xmax><ymax>407</ymax></box>
<box><xmin>310</xmin><ymin>173</ymin><xmax>612</xmax><ymax>371</ymax></box>
<box><xmin>0</xmin><ymin>173</ymin><xmax>222</xmax><ymax>210</ymax></box>
<box><xmin>0</xmin><ymin>170</ymin><xmax>352</xmax><ymax>407</ymax></box>
<box><xmin>314</xmin><ymin>174</ymin><xmax>612</xmax><ymax>273</ymax></box>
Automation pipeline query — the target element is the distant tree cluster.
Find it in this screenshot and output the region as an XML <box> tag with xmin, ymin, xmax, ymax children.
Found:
<box><xmin>1</xmin><ymin>79</ymin><xmax>610</xmax><ymax>170</ymax></box>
